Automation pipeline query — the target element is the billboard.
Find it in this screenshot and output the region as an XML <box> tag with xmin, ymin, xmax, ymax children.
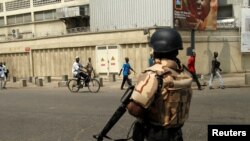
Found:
<box><xmin>173</xmin><ymin>0</ymin><xmax>218</xmax><ymax>30</ymax></box>
<box><xmin>241</xmin><ymin>8</ymin><xmax>250</xmax><ymax>53</ymax></box>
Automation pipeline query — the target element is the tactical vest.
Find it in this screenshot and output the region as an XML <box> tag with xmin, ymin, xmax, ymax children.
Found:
<box><xmin>131</xmin><ymin>59</ymin><xmax>193</xmax><ymax>127</ymax></box>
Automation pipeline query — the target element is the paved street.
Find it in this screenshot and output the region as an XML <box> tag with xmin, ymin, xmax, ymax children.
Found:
<box><xmin>0</xmin><ymin>86</ymin><xmax>250</xmax><ymax>141</ymax></box>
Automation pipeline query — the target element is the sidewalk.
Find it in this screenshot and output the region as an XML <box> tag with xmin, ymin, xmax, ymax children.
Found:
<box><xmin>201</xmin><ymin>73</ymin><xmax>248</xmax><ymax>88</ymax></box>
<box><xmin>2</xmin><ymin>73</ymin><xmax>250</xmax><ymax>90</ymax></box>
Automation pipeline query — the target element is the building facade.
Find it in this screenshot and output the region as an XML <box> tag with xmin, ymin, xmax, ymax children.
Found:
<box><xmin>0</xmin><ymin>0</ymin><xmax>89</xmax><ymax>41</ymax></box>
<box><xmin>0</xmin><ymin>0</ymin><xmax>250</xmax><ymax>80</ymax></box>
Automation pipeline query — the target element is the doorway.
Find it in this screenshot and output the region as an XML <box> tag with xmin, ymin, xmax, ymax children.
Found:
<box><xmin>96</xmin><ymin>45</ymin><xmax>120</xmax><ymax>75</ymax></box>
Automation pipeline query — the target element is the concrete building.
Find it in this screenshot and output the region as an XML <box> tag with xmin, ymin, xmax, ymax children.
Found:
<box><xmin>0</xmin><ymin>0</ymin><xmax>250</xmax><ymax>80</ymax></box>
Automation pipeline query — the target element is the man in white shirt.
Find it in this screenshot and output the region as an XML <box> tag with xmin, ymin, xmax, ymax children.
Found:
<box><xmin>72</xmin><ymin>56</ymin><xmax>89</xmax><ymax>87</ymax></box>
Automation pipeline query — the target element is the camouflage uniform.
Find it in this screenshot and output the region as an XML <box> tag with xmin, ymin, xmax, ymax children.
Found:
<box><xmin>131</xmin><ymin>59</ymin><xmax>193</xmax><ymax>141</ymax></box>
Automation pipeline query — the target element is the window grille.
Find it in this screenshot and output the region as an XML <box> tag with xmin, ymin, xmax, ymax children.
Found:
<box><xmin>0</xmin><ymin>17</ymin><xmax>4</xmax><ymax>26</ymax></box>
<box><xmin>16</xmin><ymin>15</ymin><xmax>23</xmax><ymax>23</ymax></box>
<box><xmin>34</xmin><ymin>12</ymin><xmax>44</xmax><ymax>21</ymax></box>
<box><xmin>6</xmin><ymin>0</ymin><xmax>30</xmax><ymax>11</ymax></box>
<box><xmin>0</xmin><ymin>3</ymin><xmax>3</xmax><ymax>12</ymax></box>
<box><xmin>24</xmin><ymin>14</ymin><xmax>32</xmax><ymax>23</ymax></box>
<box><xmin>44</xmin><ymin>11</ymin><xmax>53</xmax><ymax>20</ymax></box>
<box><xmin>34</xmin><ymin>10</ymin><xmax>57</xmax><ymax>21</ymax></box>
<box><xmin>33</xmin><ymin>0</ymin><xmax>61</xmax><ymax>7</ymax></box>
<box><xmin>7</xmin><ymin>13</ymin><xmax>31</xmax><ymax>25</ymax></box>
<box><xmin>7</xmin><ymin>16</ymin><xmax>16</xmax><ymax>25</ymax></box>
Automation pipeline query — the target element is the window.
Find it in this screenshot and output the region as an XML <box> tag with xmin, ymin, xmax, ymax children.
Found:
<box><xmin>16</xmin><ymin>15</ymin><xmax>24</xmax><ymax>23</ymax></box>
<box><xmin>33</xmin><ymin>0</ymin><xmax>61</xmax><ymax>7</ymax></box>
<box><xmin>24</xmin><ymin>14</ymin><xmax>32</xmax><ymax>23</ymax></box>
<box><xmin>0</xmin><ymin>17</ymin><xmax>4</xmax><ymax>26</ymax></box>
<box><xmin>0</xmin><ymin>3</ymin><xmax>3</xmax><ymax>12</ymax></box>
<box><xmin>44</xmin><ymin>10</ymin><xmax>53</xmax><ymax>19</ymax></box>
<box><xmin>217</xmin><ymin>5</ymin><xmax>236</xmax><ymax>28</ymax></box>
<box><xmin>7</xmin><ymin>13</ymin><xmax>31</xmax><ymax>25</ymax></box>
<box><xmin>218</xmin><ymin>5</ymin><xmax>233</xmax><ymax>19</ymax></box>
<box><xmin>34</xmin><ymin>10</ymin><xmax>57</xmax><ymax>21</ymax></box>
<box><xmin>7</xmin><ymin>16</ymin><xmax>16</xmax><ymax>25</ymax></box>
<box><xmin>6</xmin><ymin>0</ymin><xmax>30</xmax><ymax>11</ymax></box>
<box><xmin>34</xmin><ymin>12</ymin><xmax>43</xmax><ymax>21</ymax></box>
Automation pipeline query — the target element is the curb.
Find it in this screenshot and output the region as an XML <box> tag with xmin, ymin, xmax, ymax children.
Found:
<box><xmin>4</xmin><ymin>80</ymin><xmax>250</xmax><ymax>90</ymax></box>
<box><xmin>225</xmin><ymin>85</ymin><xmax>250</xmax><ymax>88</ymax></box>
<box><xmin>192</xmin><ymin>85</ymin><xmax>250</xmax><ymax>90</ymax></box>
<box><xmin>58</xmin><ymin>81</ymin><xmax>68</xmax><ymax>87</ymax></box>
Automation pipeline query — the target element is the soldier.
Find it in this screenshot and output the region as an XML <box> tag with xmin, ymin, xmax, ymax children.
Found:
<box><xmin>127</xmin><ymin>28</ymin><xmax>193</xmax><ymax>141</ymax></box>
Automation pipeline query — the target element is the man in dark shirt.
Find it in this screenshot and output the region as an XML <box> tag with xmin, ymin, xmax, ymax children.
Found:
<box><xmin>209</xmin><ymin>51</ymin><xmax>224</xmax><ymax>89</ymax></box>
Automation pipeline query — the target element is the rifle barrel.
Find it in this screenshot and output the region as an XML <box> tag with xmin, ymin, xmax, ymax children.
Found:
<box><xmin>93</xmin><ymin>105</ymin><xmax>127</xmax><ymax>140</ymax></box>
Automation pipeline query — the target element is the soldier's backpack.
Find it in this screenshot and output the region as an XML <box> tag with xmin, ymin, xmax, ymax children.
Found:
<box><xmin>131</xmin><ymin>62</ymin><xmax>193</xmax><ymax>127</ymax></box>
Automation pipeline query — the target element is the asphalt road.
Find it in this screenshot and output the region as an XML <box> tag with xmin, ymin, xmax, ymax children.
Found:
<box><xmin>0</xmin><ymin>87</ymin><xmax>250</xmax><ymax>141</ymax></box>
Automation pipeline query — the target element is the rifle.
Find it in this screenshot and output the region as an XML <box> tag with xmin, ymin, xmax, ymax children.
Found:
<box><xmin>93</xmin><ymin>86</ymin><xmax>135</xmax><ymax>141</ymax></box>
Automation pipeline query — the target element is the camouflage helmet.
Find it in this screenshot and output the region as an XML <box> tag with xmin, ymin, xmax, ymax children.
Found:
<box><xmin>150</xmin><ymin>28</ymin><xmax>183</xmax><ymax>53</ymax></box>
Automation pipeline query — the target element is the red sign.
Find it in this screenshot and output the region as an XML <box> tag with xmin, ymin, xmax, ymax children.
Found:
<box><xmin>25</xmin><ymin>47</ymin><xmax>30</xmax><ymax>52</ymax></box>
<box><xmin>173</xmin><ymin>0</ymin><xmax>218</xmax><ymax>30</ymax></box>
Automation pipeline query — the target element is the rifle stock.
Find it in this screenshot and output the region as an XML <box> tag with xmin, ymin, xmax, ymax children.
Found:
<box><xmin>93</xmin><ymin>86</ymin><xmax>135</xmax><ymax>141</ymax></box>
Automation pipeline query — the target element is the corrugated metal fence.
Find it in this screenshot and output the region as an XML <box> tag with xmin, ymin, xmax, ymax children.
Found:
<box><xmin>0</xmin><ymin>53</ymin><xmax>30</xmax><ymax>79</ymax></box>
<box><xmin>0</xmin><ymin>43</ymin><xmax>152</xmax><ymax>79</ymax></box>
<box><xmin>90</xmin><ymin>0</ymin><xmax>173</xmax><ymax>31</ymax></box>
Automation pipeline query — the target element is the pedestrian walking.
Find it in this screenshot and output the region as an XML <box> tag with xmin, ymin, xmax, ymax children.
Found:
<box><xmin>86</xmin><ymin>57</ymin><xmax>94</xmax><ymax>78</ymax></box>
<box><xmin>188</xmin><ymin>51</ymin><xmax>202</xmax><ymax>90</ymax></box>
<box><xmin>0</xmin><ymin>62</ymin><xmax>7</xmax><ymax>89</ymax></box>
<box><xmin>118</xmin><ymin>57</ymin><xmax>135</xmax><ymax>90</ymax></box>
<box><xmin>3</xmin><ymin>62</ymin><xmax>9</xmax><ymax>80</ymax></box>
<box><xmin>127</xmin><ymin>28</ymin><xmax>193</xmax><ymax>141</ymax></box>
<box><xmin>209</xmin><ymin>51</ymin><xmax>224</xmax><ymax>89</ymax></box>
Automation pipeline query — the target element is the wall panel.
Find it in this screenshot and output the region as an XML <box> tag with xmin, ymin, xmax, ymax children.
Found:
<box><xmin>0</xmin><ymin>52</ymin><xmax>29</xmax><ymax>79</ymax></box>
<box><xmin>31</xmin><ymin>46</ymin><xmax>96</xmax><ymax>78</ymax></box>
